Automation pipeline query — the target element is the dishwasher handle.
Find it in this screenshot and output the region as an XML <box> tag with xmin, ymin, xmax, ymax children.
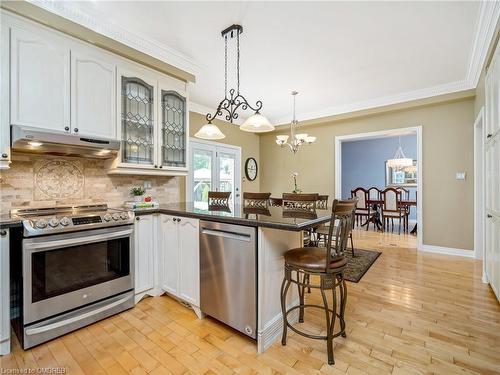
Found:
<box><xmin>201</xmin><ymin>227</ymin><xmax>251</xmax><ymax>242</ymax></box>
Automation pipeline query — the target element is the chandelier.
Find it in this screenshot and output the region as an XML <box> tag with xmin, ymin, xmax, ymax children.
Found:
<box><xmin>386</xmin><ymin>136</ymin><xmax>413</xmax><ymax>168</ymax></box>
<box><xmin>195</xmin><ymin>24</ymin><xmax>273</xmax><ymax>140</ymax></box>
<box><xmin>275</xmin><ymin>91</ymin><xmax>315</xmax><ymax>154</ymax></box>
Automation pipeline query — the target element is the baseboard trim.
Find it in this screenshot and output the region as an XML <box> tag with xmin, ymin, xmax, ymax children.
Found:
<box><xmin>0</xmin><ymin>337</ymin><xmax>11</xmax><ymax>355</ymax></box>
<box><xmin>257</xmin><ymin>303</ymin><xmax>299</xmax><ymax>354</ymax></box>
<box><xmin>420</xmin><ymin>244</ymin><xmax>474</xmax><ymax>258</ymax></box>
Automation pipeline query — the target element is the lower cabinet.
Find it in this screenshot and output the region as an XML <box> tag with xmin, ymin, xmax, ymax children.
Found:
<box><xmin>159</xmin><ymin>214</ymin><xmax>200</xmax><ymax>309</ymax></box>
<box><xmin>134</xmin><ymin>215</ymin><xmax>156</xmax><ymax>298</ymax></box>
<box><xmin>0</xmin><ymin>229</ymin><xmax>10</xmax><ymax>355</ymax></box>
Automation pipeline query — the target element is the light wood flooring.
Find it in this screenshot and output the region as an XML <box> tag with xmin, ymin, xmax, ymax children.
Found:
<box><xmin>1</xmin><ymin>229</ymin><xmax>500</xmax><ymax>374</ymax></box>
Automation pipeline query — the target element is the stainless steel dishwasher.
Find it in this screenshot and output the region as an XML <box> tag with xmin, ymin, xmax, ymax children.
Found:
<box><xmin>200</xmin><ymin>220</ymin><xmax>257</xmax><ymax>339</ymax></box>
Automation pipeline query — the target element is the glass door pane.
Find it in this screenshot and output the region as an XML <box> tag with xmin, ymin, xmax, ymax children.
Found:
<box><xmin>193</xmin><ymin>149</ymin><xmax>214</xmax><ymax>209</ymax></box>
<box><xmin>121</xmin><ymin>76</ymin><xmax>154</xmax><ymax>165</ymax></box>
<box><xmin>218</xmin><ymin>152</ymin><xmax>236</xmax><ymax>204</ymax></box>
<box><xmin>160</xmin><ymin>90</ymin><xmax>186</xmax><ymax>167</ymax></box>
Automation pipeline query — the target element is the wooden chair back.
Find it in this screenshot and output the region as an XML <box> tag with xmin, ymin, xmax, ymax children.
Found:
<box><xmin>367</xmin><ymin>187</ymin><xmax>381</xmax><ymax>201</ymax></box>
<box><xmin>269</xmin><ymin>197</ymin><xmax>283</xmax><ymax>207</ymax></box>
<box><xmin>282</xmin><ymin>193</ymin><xmax>318</xmax><ymax>213</ymax></box>
<box><xmin>208</xmin><ymin>191</ymin><xmax>231</xmax><ymax>206</ymax></box>
<box><xmin>243</xmin><ymin>192</ymin><xmax>271</xmax><ymax>208</ymax></box>
<box><xmin>325</xmin><ymin>199</ymin><xmax>357</xmax><ymax>268</ymax></box>
<box><xmin>351</xmin><ymin>188</ymin><xmax>368</xmax><ymax>209</ymax></box>
<box><xmin>396</xmin><ymin>187</ymin><xmax>410</xmax><ymax>200</ymax></box>
<box><xmin>316</xmin><ymin>195</ymin><xmax>329</xmax><ymax>210</ymax></box>
<box><xmin>381</xmin><ymin>188</ymin><xmax>400</xmax><ymax>212</ymax></box>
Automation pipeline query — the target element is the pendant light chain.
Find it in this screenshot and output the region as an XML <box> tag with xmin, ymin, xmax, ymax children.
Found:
<box><xmin>224</xmin><ymin>35</ymin><xmax>228</xmax><ymax>99</ymax></box>
<box><xmin>237</xmin><ymin>29</ymin><xmax>240</xmax><ymax>95</ymax></box>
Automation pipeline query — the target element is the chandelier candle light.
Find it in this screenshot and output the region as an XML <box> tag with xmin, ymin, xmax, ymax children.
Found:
<box><xmin>275</xmin><ymin>91</ymin><xmax>315</xmax><ymax>154</ymax></box>
<box><xmin>195</xmin><ymin>24</ymin><xmax>273</xmax><ymax>140</ymax></box>
<box><xmin>386</xmin><ymin>136</ymin><xmax>413</xmax><ymax>168</ymax></box>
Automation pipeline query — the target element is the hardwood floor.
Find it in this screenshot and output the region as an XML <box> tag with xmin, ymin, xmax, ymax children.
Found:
<box><xmin>2</xmin><ymin>229</ymin><xmax>500</xmax><ymax>374</ymax></box>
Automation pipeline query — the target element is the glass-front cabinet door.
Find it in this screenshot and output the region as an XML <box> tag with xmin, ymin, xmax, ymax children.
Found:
<box><xmin>160</xmin><ymin>90</ymin><xmax>187</xmax><ymax>168</ymax></box>
<box><xmin>120</xmin><ymin>75</ymin><xmax>155</xmax><ymax>166</ymax></box>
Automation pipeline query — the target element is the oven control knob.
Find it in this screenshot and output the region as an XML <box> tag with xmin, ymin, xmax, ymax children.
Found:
<box><xmin>120</xmin><ymin>212</ymin><xmax>129</xmax><ymax>220</ymax></box>
<box><xmin>103</xmin><ymin>214</ymin><xmax>112</xmax><ymax>222</ymax></box>
<box><xmin>35</xmin><ymin>219</ymin><xmax>48</xmax><ymax>229</ymax></box>
<box><xmin>60</xmin><ymin>217</ymin><xmax>71</xmax><ymax>226</ymax></box>
<box><xmin>49</xmin><ymin>218</ymin><xmax>60</xmax><ymax>227</ymax></box>
<box><xmin>112</xmin><ymin>213</ymin><xmax>120</xmax><ymax>221</ymax></box>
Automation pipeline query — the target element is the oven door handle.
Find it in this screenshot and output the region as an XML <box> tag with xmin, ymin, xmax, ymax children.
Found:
<box><xmin>25</xmin><ymin>294</ymin><xmax>132</xmax><ymax>336</ymax></box>
<box><xmin>24</xmin><ymin>228</ymin><xmax>133</xmax><ymax>252</ymax></box>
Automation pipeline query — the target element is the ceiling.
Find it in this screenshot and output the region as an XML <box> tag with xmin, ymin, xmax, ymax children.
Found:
<box><xmin>32</xmin><ymin>1</ymin><xmax>498</xmax><ymax>125</ymax></box>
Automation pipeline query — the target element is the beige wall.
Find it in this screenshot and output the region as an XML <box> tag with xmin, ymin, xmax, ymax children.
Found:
<box><xmin>260</xmin><ymin>99</ymin><xmax>475</xmax><ymax>250</ymax></box>
<box><xmin>183</xmin><ymin>112</ymin><xmax>261</xmax><ymax>200</ymax></box>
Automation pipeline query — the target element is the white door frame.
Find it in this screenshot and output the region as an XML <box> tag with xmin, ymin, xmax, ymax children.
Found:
<box><xmin>334</xmin><ymin>126</ymin><xmax>423</xmax><ymax>250</ymax></box>
<box><xmin>474</xmin><ymin>107</ymin><xmax>487</xmax><ymax>281</ymax></box>
<box><xmin>187</xmin><ymin>138</ymin><xmax>242</xmax><ymax>205</ymax></box>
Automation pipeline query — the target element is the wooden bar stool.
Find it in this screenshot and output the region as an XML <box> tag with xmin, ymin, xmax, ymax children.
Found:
<box><xmin>243</xmin><ymin>192</ymin><xmax>271</xmax><ymax>208</ymax></box>
<box><xmin>283</xmin><ymin>193</ymin><xmax>318</xmax><ymax>246</ymax></box>
<box><xmin>208</xmin><ymin>191</ymin><xmax>231</xmax><ymax>206</ymax></box>
<box><xmin>280</xmin><ymin>199</ymin><xmax>356</xmax><ymax>365</ymax></box>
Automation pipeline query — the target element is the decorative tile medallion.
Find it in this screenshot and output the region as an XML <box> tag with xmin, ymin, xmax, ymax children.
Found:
<box><xmin>34</xmin><ymin>159</ymin><xmax>84</xmax><ymax>200</ymax></box>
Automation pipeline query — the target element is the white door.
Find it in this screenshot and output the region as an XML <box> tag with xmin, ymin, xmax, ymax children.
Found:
<box><xmin>160</xmin><ymin>214</ymin><xmax>179</xmax><ymax>295</ymax></box>
<box><xmin>178</xmin><ymin>217</ymin><xmax>200</xmax><ymax>306</ymax></box>
<box><xmin>134</xmin><ymin>215</ymin><xmax>155</xmax><ymax>294</ymax></box>
<box><xmin>485</xmin><ymin>42</ymin><xmax>500</xmax><ymax>302</ymax></box>
<box><xmin>10</xmin><ymin>27</ymin><xmax>70</xmax><ymax>132</ymax></box>
<box><xmin>188</xmin><ymin>140</ymin><xmax>241</xmax><ymax>208</ymax></box>
<box><xmin>71</xmin><ymin>50</ymin><xmax>116</xmax><ymax>139</ymax></box>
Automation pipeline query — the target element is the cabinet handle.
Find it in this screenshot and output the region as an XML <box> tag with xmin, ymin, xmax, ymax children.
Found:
<box><xmin>64</xmin><ymin>126</ymin><xmax>70</xmax><ymax>131</ymax></box>
<box><xmin>154</xmin><ymin>165</ymin><xmax>158</xmax><ymax>168</ymax></box>
<box><xmin>0</xmin><ymin>230</ymin><xmax>6</xmax><ymax>237</ymax></box>
<box><xmin>74</xmin><ymin>128</ymin><xmax>79</xmax><ymax>133</ymax></box>
<box><xmin>159</xmin><ymin>165</ymin><xmax>163</xmax><ymax>169</ymax></box>
<box><xmin>178</xmin><ymin>218</ymin><xmax>181</xmax><ymax>222</ymax></box>
<box><xmin>173</xmin><ymin>218</ymin><xmax>178</xmax><ymax>222</ymax></box>
<box><xmin>1</xmin><ymin>153</ymin><xmax>7</xmax><ymax>159</ymax></box>
<box><xmin>487</xmin><ymin>214</ymin><xmax>493</xmax><ymax>218</ymax></box>
<box><xmin>136</xmin><ymin>217</ymin><xmax>141</xmax><ymax>221</ymax></box>
<box><xmin>486</xmin><ymin>133</ymin><xmax>493</xmax><ymax>139</ymax></box>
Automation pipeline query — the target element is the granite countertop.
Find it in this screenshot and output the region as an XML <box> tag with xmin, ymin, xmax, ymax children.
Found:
<box><xmin>0</xmin><ymin>213</ymin><xmax>22</xmax><ymax>229</ymax></box>
<box><xmin>134</xmin><ymin>202</ymin><xmax>331</xmax><ymax>231</ymax></box>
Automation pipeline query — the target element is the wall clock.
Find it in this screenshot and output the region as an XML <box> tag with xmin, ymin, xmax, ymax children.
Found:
<box><xmin>245</xmin><ymin>157</ymin><xmax>258</xmax><ymax>181</ymax></box>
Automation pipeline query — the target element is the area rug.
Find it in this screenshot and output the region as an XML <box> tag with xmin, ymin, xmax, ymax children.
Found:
<box><xmin>343</xmin><ymin>249</ymin><xmax>381</xmax><ymax>283</ymax></box>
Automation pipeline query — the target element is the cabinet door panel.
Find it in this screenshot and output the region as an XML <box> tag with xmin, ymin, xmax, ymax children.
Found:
<box><xmin>71</xmin><ymin>51</ymin><xmax>116</xmax><ymax>138</ymax></box>
<box><xmin>134</xmin><ymin>215</ymin><xmax>155</xmax><ymax>294</ymax></box>
<box><xmin>160</xmin><ymin>215</ymin><xmax>178</xmax><ymax>295</ymax></box>
<box><xmin>0</xmin><ymin>24</ymin><xmax>10</xmax><ymax>167</ymax></box>
<box><xmin>178</xmin><ymin>217</ymin><xmax>199</xmax><ymax>306</ymax></box>
<box><xmin>0</xmin><ymin>229</ymin><xmax>9</xmax><ymax>354</ymax></box>
<box><xmin>10</xmin><ymin>28</ymin><xmax>70</xmax><ymax>131</ymax></box>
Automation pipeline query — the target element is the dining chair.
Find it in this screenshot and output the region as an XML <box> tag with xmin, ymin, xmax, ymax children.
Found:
<box><xmin>381</xmin><ymin>187</ymin><xmax>405</xmax><ymax>234</ymax></box>
<box><xmin>396</xmin><ymin>187</ymin><xmax>410</xmax><ymax>200</ymax></box>
<box><xmin>367</xmin><ymin>187</ymin><xmax>381</xmax><ymax>200</ymax></box>
<box><xmin>280</xmin><ymin>199</ymin><xmax>356</xmax><ymax>365</ymax></box>
<box><xmin>269</xmin><ymin>197</ymin><xmax>283</xmax><ymax>207</ymax></box>
<box><xmin>208</xmin><ymin>191</ymin><xmax>231</xmax><ymax>206</ymax></box>
<box><xmin>243</xmin><ymin>192</ymin><xmax>271</xmax><ymax>208</ymax></box>
<box><xmin>351</xmin><ymin>187</ymin><xmax>375</xmax><ymax>230</ymax></box>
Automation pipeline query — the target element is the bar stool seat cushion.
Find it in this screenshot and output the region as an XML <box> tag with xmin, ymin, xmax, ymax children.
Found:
<box><xmin>284</xmin><ymin>247</ymin><xmax>347</xmax><ymax>272</ymax></box>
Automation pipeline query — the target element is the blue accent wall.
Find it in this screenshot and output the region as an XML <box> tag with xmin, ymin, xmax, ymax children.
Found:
<box><xmin>341</xmin><ymin>135</ymin><xmax>417</xmax><ymax>219</ymax></box>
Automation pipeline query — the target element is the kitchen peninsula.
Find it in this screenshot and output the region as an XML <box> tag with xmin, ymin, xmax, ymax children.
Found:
<box><xmin>134</xmin><ymin>202</ymin><xmax>331</xmax><ymax>353</ymax></box>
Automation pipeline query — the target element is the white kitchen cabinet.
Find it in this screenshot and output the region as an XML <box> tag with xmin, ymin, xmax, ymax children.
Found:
<box><xmin>10</xmin><ymin>27</ymin><xmax>71</xmax><ymax>133</ymax></box>
<box><xmin>71</xmin><ymin>49</ymin><xmax>116</xmax><ymax>139</ymax></box>
<box><xmin>159</xmin><ymin>214</ymin><xmax>200</xmax><ymax>313</ymax></box>
<box><xmin>0</xmin><ymin>229</ymin><xmax>9</xmax><ymax>355</ymax></box>
<box><xmin>134</xmin><ymin>215</ymin><xmax>155</xmax><ymax>297</ymax></box>
<box><xmin>0</xmin><ymin>22</ymin><xmax>11</xmax><ymax>169</ymax></box>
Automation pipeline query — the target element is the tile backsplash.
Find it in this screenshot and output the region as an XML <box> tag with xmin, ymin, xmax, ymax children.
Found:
<box><xmin>0</xmin><ymin>153</ymin><xmax>181</xmax><ymax>213</ymax></box>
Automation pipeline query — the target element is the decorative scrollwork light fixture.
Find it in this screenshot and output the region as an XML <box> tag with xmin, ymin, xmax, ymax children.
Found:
<box><xmin>195</xmin><ymin>24</ymin><xmax>274</xmax><ymax>140</ymax></box>
<box><xmin>275</xmin><ymin>91</ymin><xmax>315</xmax><ymax>154</ymax></box>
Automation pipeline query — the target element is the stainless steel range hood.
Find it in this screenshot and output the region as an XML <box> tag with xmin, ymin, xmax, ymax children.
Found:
<box><xmin>11</xmin><ymin>125</ymin><xmax>120</xmax><ymax>159</ymax></box>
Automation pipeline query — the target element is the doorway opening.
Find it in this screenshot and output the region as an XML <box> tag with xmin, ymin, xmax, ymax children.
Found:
<box><xmin>334</xmin><ymin>126</ymin><xmax>423</xmax><ymax>250</ymax></box>
<box><xmin>187</xmin><ymin>139</ymin><xmax>241</xmax><ymax>209</ymax></box>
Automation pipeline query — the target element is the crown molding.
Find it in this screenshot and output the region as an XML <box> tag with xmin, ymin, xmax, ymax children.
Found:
<box><xmin>466</xmin><ymin>0</ymin><xmax>500</xmax><ymax>87</ymax></box>
<box><xmin>189</xmin><ymin>102</ymin><xmax>246</xmax><ymax>126</ymax></box>
<box><xmin>272</xmin><ymin>79</ymin><xmax>472</xmax><ymax>125</ymax></box>
<box><xmin>26</xmin><ymin>0</ymin><xmax>204</xmax><ymax>77</ymax></box>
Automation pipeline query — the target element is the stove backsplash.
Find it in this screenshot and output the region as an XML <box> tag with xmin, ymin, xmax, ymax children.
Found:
<box><xmin>0</xmin><ymin>154</ymin><xmax>182</xmax><ymax>212</ymax></box>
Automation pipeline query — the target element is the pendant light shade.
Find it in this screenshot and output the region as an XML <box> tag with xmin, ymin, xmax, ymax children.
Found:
<box><xmin>194</xmin><ymin>123</ymin><xmax>225</xmax><ymax>140</ymax></box>
<box><xmin>387</xmin><ymin>137</ymin><xmax>413</xmax><ymax>168</ymax></box>
<box><xmin>240</xmin><ymin>112</ymin><xmax>274</xmax><ymax>133</ymax></box>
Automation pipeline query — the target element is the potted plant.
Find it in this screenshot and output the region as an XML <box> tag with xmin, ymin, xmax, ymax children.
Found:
<box><xmin>130</xmin><ymin>186</ymin><xmax>145</xmax><ymax>202</ymax></box>
<box><xmin>291</xmin><ymin>172</ymin><xmax>302</xmax><ymax>194</ymax></box>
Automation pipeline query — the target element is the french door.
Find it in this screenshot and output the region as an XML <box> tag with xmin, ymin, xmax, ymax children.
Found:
<box><xmin>188</xmin><ymin>140</ymin><xmax>241</xmax><ymax>209</ymax></box>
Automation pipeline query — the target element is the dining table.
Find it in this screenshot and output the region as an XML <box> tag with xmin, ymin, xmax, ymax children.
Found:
<box><xmin>364</xmin><ymin>198</ymin><xmax>418</xmax><ymax>233</ymax></box>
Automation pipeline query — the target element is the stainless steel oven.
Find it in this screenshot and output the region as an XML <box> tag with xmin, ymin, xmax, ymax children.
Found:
<box><xmin>11</xmin><ymin>204</ymin><xmax>135</xmax><ymax>349</ymax></box>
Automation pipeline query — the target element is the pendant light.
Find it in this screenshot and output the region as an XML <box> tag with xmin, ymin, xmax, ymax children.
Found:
<box><xmin>387</xmin><ymin>136</ymin><xmax>413</xmax><ymax>168</ymax></box>
<box><xmin>196</xmin><ymin>24</ymin><xmax>273</xmax><ymax>140</ymax></box>
<box><xmin>275</xmin><ymin>91</ymin><xmax>315</xmax><ymax>154</ymax></box>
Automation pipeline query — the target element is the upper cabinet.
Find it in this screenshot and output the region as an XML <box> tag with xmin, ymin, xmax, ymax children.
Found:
<box><xmin>10</xmin><ymin>27</ymin><xmax>70</xmax><ymax>132</ymax></box>
<box><xmin>71</xmin><ymin>49</ymin><xmax>116</xmax><ymax>139</ymax></box>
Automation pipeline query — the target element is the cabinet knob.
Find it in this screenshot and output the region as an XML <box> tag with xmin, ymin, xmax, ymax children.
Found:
<box><xmin>136</xmin><ymin>217</ymin><xmax>141</xmax><ymax>221</ymax></box>
<box><xmin>487</xmin><ymin>133</ymin><xmax>493</xmax><ymax>139</ymax></box>
<box><xmin>487</xmin><ymin>214</ymin><xmax>493</xmax><ymax>218</ymax></box>
<box><xmin>178</xmin><ymin>218</ymin><xmax>181</xmax><ymax>222</ymax></box>
<box><xmin>159</xmin><ymin>165</ymin><xmax>163</xmax><ymax>169</ymax></box>
<box><xmin>173</xmin><ymin>218</ymin><xmax>177</xmax><ymax>222</ymax></box>
<box><xmin>154</xmin><ymin>165</ymin><xmax>158</xmax><ymax>168</ymax></box>
<box><xmin>74</xmin><ymin>128</ymin><xmax>79</xmax><ymax>133</ymax></box>
<box><xmin>64</xmin><ymin>126</ymin><xmax>70</xmax><ymax>131</ymax></box>
<box><xmin>0</xmin><ymin>230</ymin><xmax>6</xmax><ymax>237</ymax></box>
<box><xmin>1</xmin><ymin>153</ymin><xmax>7</xmax><ymax>159</ymax></box>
